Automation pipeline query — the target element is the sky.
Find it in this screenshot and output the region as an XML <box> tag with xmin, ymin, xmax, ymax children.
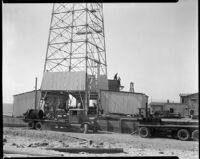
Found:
<box><xmin>3</xmin><ymin>0</ymin><xmax>198</xmax><ymax>104</ymax></box>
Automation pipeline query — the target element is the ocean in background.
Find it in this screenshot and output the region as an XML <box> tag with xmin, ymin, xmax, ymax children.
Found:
<box><xmin>3</xmin><ymin>103</ymin><xmax>13</xmax><ymax>116</ymax></box>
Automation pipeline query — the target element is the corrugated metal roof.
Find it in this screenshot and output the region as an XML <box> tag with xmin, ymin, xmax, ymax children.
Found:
<box><xmin>13</xmin><ymin>90</ymin><xmax>40</xmax><ymax>96</ymax></box>
<box><xmin>179</xmin><ymin>93</ymin><xmax>192</xmax><ymax>97</ymax></box>
<box><xmin>179</xmin><ymin>93</ymin><xmax>198</xmax><ymax>97</ymax></box>
<box><xmin>164</xmin><ymin>103</ymin><xmax>187</xmax><ymax>106</ymax></box>
<box><xmin>150</xmin><ymin>102</ymin><xmax>187</xmax><ymax>106</ymax></box>
<box><xmin>149</xmin><ymin>102</ymin><xmax>165</xmax><ymax>105</ymax></box>
<box><xmin>40</xmin><ymin>72</ymin><xmax>86</xmax><ymax>91</ymax></box>
<box><xmin>100</xmin><ymin>89</ymin><xmax>148</xmax><ymax>97</ymax></box>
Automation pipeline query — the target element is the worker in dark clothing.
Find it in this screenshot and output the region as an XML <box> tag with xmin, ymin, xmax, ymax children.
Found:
<box><xmin>114</xmin><ymin>73</ymin><xmax>118</xmax><ymax>80</ymax></box>
<box><xmin>118</xmin><ymin>77</ymin><xmax>121</xmax><ymax>86</ymax></box>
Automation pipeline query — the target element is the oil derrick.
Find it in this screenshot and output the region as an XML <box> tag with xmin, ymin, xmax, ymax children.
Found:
<box><xmin>42</xmin><ymin>3</ymin><xmax>107</xmax><ymax>114</ymax></box>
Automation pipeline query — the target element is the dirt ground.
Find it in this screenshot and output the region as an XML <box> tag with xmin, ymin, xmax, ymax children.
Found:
<box><xmin>3</xmin><ymin>127</ymin><xmax>199</xmax><ymax>158</ymax></box>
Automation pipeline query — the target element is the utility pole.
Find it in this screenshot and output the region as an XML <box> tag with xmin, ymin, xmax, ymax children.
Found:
<box><xmin>35</xmin><ymin>77</ymin><xmax>37</xmax><ymax>111</ymax></box>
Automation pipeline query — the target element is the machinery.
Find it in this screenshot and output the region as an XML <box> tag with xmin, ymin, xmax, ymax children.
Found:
<box><xmin>23</xmin><ymin>108</ymin><xmax>98</xmax><ymax>134</ymax></box>
<box><xmin>23</xmin><ymin>3</ymin><xmax>107</xmax><ymax>134</ymax></box>
<box><xmin>137</xmin><ymin>108</ymin><xmax>199</xmax><ymax>141</ymax></box>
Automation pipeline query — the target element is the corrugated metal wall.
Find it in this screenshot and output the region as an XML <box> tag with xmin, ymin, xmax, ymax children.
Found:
<box><xmin>100</xmin><ymin>91</ymin><xmax>148</xmax><ymax>115</ymax></box>
<box><xmin>108</xmin><ymin>80</ymin><xmax>120</xmax><ymax>91</ymax></box>
<box><xmin>41</xmin><ymin>72</ymin><xmax>108</xmax><ymax>92</ymax></box>
<box><xmin>98</xmin><ymin>75</ymin><xmax>108</xmax><ymax>90</ymax></box>
<box><xmin>41</xmin><ymin>72</ymin><xmax>86</xmax><ymax>91</ymax></box>
<box><xmin>13</xmin><ymin>91</ymin><xmax>41</xmax><ymax>117</ymax></box>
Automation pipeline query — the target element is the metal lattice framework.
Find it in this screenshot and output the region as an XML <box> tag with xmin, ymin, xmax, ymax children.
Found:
<box><xmin>44</xmin><ymin>3</ymin><xmax>107</xmax><ymax>79</ymax></box>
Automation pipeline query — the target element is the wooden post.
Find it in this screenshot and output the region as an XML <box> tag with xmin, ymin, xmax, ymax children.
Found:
<box><xmin>145</xmin><ymin>103</ymin><xmax>148</xmax><ymax>118</ymax></box>
<box><xmin>35</xmin><ymin>77</ymin><xmax>37</xmax><ymax>111</ymax></box>
<box><xmin>119</xmin><ymin>118</ymin><xmax>122</xmax><ymax>133</ymax></box>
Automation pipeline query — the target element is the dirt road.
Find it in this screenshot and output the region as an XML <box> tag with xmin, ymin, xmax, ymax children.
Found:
<box><xmin>3</xmin><ymin>127</ymin><xmax>199</xmax><ymax>158</ymax></box>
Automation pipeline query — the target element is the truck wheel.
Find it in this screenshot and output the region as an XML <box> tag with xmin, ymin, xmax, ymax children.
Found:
<box><xmin>177</xmin><ymin>129</ymin><xmax>190</xmax><ymax>141</ymax></box>
<box><xmin>192</xmin><ymin>130</ymin><xmax>199</xmax><ymax>141</ymax></box>
<box><xmin>139</xmin><ymin>127</ymin><xmax>150</xmax><ymax>138</ymax></box>
<box><xmin>28</xmin><ymin>121</ymin><xmax>35</xmax><ymax>129</ymax></box>
<box><xmin>35</xmin><ymin>122</ymin><xmax>42</xmax><ymax>130</ymax></box>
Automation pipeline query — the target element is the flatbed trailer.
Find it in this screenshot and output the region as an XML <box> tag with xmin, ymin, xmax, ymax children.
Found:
<box><xmin>137</xmin><ymin>118</ymin><xmax>199</xmax><ymax>141</ymax></box>
<box><xmin>23</xmin><ymin>109</ymin><xmax>98</xmax><ymax>133</ymax></box>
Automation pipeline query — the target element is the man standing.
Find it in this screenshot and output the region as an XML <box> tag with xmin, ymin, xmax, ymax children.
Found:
<box><xmin>114</xmin><ymin>73</ymin><xmax>118</xmax><ymax>80</ymax></box>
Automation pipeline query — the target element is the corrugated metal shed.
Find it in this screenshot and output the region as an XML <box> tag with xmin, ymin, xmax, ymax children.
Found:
<box><xmin>98</xmin><ymin>75</ymin><xmax>108</xmax><ymax>90</ymax></box>
<box><xmin>100</xmin><ymin>90</ymin><xmax>148</xmax><ymax>115</ymax></box>
<box><xmin>108</xmin><ymin>80</ymin><xmax>120</xmax><ymax>91</ymax></box>
<box><xmin>41</xmin><ymin>72</ymin><xmax>86</xmax><ymax>91</ymax></box>
<box><xmin>41</xmin><ymin>72</ymin><xmax>108</xmax><ymax>92</ymax></box>
<box><xmin>3</xmin><ymin>103</ymin><xmax>13</xmax><ymax>116</ymax></box>
<box><xmin>13</xmin><ymin>90</ymin><xmax>41</xmax><ymax>117</ymax></box>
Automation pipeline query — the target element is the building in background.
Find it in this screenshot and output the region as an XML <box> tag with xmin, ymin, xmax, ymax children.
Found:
<box><xmin>100</xmin><ymin>90</ymin><xmax>148</xmax><ymax>116</ymax></box>
<box><xmin>179</xmin><ymin>93</ymin><xmax>199</xmax><ymax>116</ymax></box>
<box><xmin>13</xmin><ymin>90</ymin><xmax>41</xmax><ymax>117</ymax></box>
<box><xmin>150</xmin><ymin>93</ymin><xmax>199</xmax><ymax>117</ymax></box>
<box><xmin>3</xmin><ymin>103</ymin><xmax>13</xmax><ymax>116</ymax></box>
<box><xmin>149</xmin><ymin>101</ymin><xmax>188</xmax><ymax>117</ymax></box>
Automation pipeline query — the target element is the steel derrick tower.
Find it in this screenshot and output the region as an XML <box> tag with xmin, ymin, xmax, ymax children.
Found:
<box><xmin>44</xmin><ymin>3</ymin><xmax>107</xmax><ymax>78</ymax></box>
<box><xmin>42</xmin><ymin>3</ymin><xmax>107</xmax><ymax>112</ymax></box>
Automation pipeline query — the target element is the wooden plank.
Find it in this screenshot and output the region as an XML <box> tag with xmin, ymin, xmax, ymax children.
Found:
<box><xmin>3</xmin><ymin>116</ymin><xmax>28</xmax><ymax>127</ymax></box>
<box><xmin>138</xmin><ymin>124</ymin><xmax>198</xmax><ymax>128</ymax></box>
<box><xmin>46</xmin><ymin>147</ymin><xmax>124</xmax><ymax>153</ymax></box>
<box><xmin>97</xmin><ymin>119</ymin><xmax>108</xmax><ymax>131</ymax></box>
<box><xmin>107</xmin><ymin>120</ymin><xmax>120</xmax><ymax>132</ymax></box>
<box><xmin>4</xmin><ymin>149</ymin><xmax>61</xmax><ymax>157</ymax></box>
<box><xmin>161</xmin><ymin>118</ymin><xmax>198</xmax><ymax>123</ymax></box>
<box><xmin>120</xmin><ymin>118</ymin><xmax>139</xmax><ymax>133</ymax></box>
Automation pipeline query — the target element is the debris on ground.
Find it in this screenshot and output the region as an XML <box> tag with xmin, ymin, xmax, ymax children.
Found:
<box><xmin>28</xmin><ymin>142</ymin><xmax>49</xmax><ymax>147</ymax></box>
<box><xmin>3</xmin><ymin>127</ymin><xmax>199</xmax><ymax>158</ymax></box>
<box><xmin>12</xmin><ymin>143</ymin><xmax>25</xmax><ymax>148</ymax></box>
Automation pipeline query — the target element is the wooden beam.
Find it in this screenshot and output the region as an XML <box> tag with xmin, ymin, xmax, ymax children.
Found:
<box><xmin>46</xmin><ymin>147</ymin><xmax>124</xmax><ymax>153</ymax></box>
<box><xmin>4</xmin><ymin>149</ymin><xmax>62</xmax><ymax>157</ymax></box>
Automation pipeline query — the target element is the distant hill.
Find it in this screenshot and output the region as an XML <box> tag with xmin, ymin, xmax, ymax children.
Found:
<box><xmin>3</xmin><ymin>103</ymin><xmax>13</xmax><ymax>116</ymax></box>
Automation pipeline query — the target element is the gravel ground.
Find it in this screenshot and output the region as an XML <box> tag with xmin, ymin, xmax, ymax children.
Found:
<box><xmin>3</xmin><ymin>127</ymin><xmax>199</xmax><ymax>158</ymax></box>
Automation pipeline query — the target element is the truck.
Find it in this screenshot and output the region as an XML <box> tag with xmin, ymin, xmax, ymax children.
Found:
<box><xmin>137</xmin><ymin>108</ymin><xmax>199</xmax><ymax>141</ymax></box>
<box><xmin>23</xmin><ymin>108</ymin><xmax>98</xmax><ymax>134</ymax></box>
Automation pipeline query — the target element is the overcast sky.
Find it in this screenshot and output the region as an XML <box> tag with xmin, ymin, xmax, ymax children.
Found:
<box><xmin>3</xmin><ymin>0</ymin><xmax>198</xmax><ymax>104</ymax></box>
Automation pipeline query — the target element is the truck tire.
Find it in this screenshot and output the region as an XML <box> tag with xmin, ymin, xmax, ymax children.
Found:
<box><xmin>139</xmin><ymin>127</ymin><xmax>150</xmax><ymax>138</ymax></box>
<box><xmin>28</xmin><ymin>121</ymin><xmax>35</xmax><ymax>129</ymax></box>
<box><xmin>35</xmin><ymin>122</ymin><xmax>42</xmax><ymax>130</ymax></box>
<box><xmin>177</xmin><ymin>129</ymin><xmax>190</xmax><ymax>141</ymax></box>
<box><xmin>191</xmin><ymin>130</ymin><xmax>199</xmax><ymax>141</ymax></box>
